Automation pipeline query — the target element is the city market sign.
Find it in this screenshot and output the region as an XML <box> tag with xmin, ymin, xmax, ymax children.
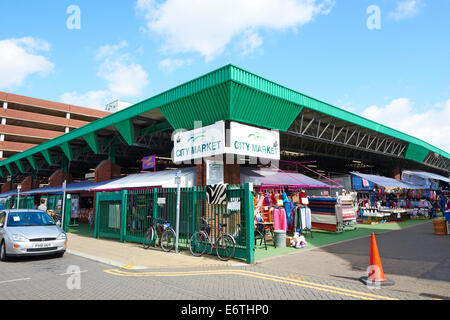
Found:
<box><xmin>228</xmin><ymin>122</ymin><xmax>280</xmax><ymax>160</ymax></box>
<box><xmin>173</xmin><ymin>121</ymin><xmax>225</xmax><ymax>163</ymax></box>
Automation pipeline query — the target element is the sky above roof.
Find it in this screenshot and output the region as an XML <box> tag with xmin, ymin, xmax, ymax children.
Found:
<box><xmin>0</xmin><ymin>0</ymin><xmax>449</xmax><ymax>152</ymax></box>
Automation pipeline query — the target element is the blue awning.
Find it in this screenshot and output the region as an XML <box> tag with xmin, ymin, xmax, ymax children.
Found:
<box><xmin>351</xmin><ymin>172</ymin><xmax>427</xmax><ymax>189</ymax></box>
<box><xmin>0</xmin><ymin>189</ymin><xmax>21</xmax><ymax>199</ymax></box>
<box><xmin>21</xmin><ymin>178</ymin><xmax>120</xmax><ymax>196</ymax></box>
<box><xmin>402</xmin><ymin>170</ymin><xmax>450</xmax><ymax>184</ymax></box>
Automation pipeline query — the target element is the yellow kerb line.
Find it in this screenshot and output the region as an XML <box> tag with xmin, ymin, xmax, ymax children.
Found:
<box><xmin>104</xmin><ymin>268</ymin><xmax>398</xmax><ymax>301</ymax></box>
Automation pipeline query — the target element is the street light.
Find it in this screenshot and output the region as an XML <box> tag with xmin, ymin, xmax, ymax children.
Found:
<box><xmin>17</xmin><ymin>184</ymin><xmax>22</xmax><ymax>209</ymax></box>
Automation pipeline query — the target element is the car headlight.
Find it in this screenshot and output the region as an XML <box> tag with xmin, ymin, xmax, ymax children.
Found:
<box><xmin>57</xmin><ymin>233</ymin><xmax>67</xmax><ymax>240</ymax></box>
<box><xmin>11</xmin><ymin>234</ymin><xmax>29</xmax><ymax>242</ymax></box>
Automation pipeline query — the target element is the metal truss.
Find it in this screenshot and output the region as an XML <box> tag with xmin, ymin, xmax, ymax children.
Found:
<box><xmin>287</xmin><ymin>110</ymin><xmax>409</xmax><ymax>160</ymax></box>
<box><xmin>423</xmin><ymin>152</ymin><xmax>450</xmax><ymax>174</ymax></box>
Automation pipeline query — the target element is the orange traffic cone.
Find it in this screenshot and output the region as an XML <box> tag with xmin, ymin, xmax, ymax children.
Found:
<box><xmin>360</xmin><ymin>233</ymin><xmax>395</xmax><ymax>286</ymax></box>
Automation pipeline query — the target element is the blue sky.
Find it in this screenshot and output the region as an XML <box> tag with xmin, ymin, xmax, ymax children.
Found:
<box><xmin>0</xmin><ymin>0</ymin><xmax>449</xmax><ymax>151</ymax></box>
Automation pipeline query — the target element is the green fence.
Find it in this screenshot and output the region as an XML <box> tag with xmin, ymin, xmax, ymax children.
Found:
<box><xmin>94</xmin><ymin>184</ymin><xmax>255</xmax><ymax>263</ymax></box>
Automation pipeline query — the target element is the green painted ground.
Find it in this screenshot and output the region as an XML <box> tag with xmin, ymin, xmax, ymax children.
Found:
<box><xmin>255</xmin><ymin>218</ymin><xmax>437</xmax><ymax>261</ymax></box>
<box><xmin>68</xmin><ymin>222</ymin><xmax>95</xmax><ymax>238</ymax></box>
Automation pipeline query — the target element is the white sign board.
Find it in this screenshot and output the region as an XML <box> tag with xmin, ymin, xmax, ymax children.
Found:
<box><xmin>228</xmin><ymin>122</ymin><xmax>280</xmax><ymax>160</ymax></box>
<box><xmin>173</xmin><ymin>121</ymin><xmax>225</xmax><ymax>163</ymax></box>
<box><xmin>206</xmin><ymin>160</ymin><xmax>224</xmax><ymax>185</ymax></box>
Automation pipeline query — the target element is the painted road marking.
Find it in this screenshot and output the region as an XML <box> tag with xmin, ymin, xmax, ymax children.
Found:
<box><xmin>0</xmin><ymin>278</ymin><xmax>32</xmax><ymax>285</ymax></box>
<box><xmin>122</xmin><ymin>265</ymin><xmax>135</xmax><ymax>270</ymax></box>
<box><xmin>59</xmin><ymin>270</ymin><xmax>88</xmax><ymax>276</ymax></box>
<box><xmin>103</xmin><ymin>268</ymin><xmax>398</xmax><ymax>301</ymax></box>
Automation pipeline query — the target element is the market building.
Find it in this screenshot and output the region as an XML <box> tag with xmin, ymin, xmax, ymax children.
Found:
<box><xmin>0</xmin><ymin>65</ymin><xmax>448</xmax><ymax>263</ymax></box>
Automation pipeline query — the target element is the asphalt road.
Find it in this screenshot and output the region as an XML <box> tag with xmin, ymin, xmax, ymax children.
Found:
<box><xmin>0</xmin><ymin>250</ymin><xmax>437</xmax><ymax>301</ymax></box>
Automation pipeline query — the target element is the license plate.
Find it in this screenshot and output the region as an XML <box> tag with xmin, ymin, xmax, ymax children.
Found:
<box><xmin>35</xmin><ymin>243</ymin><xmax>52</xmax><ymax>248</ymax></box>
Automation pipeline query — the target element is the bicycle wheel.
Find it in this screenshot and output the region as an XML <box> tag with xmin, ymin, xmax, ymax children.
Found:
<box><xmin>143</xmin><ymin>227</ymin><xmax>156</xmax><ymax>249</ymax></box>
<box><xmin>215</xmin><ymin>233</ymin><xmax>236</xmax><ymax>261</ymax></box>
<box><xmin>189</xmin><ymin>232</ymin><xmax>208</xmax><ymax>257</ymax></box>
<box><xmin>161</xmin><ymin>228</ymin><xmax>176</xmax><ymax>252</ymax></box>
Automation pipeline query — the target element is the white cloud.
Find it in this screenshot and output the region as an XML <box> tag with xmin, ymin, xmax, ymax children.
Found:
<box><xmin>239</xmin><ymin>30</ymin><xmax>264</xmax><ymax>56</ymax></box>
<box><xmin>389</xmin><ymin>0</ymin><xmax>421</xmax><ymax>21</ymax></box>
<box><xmin>361</xmin><ymin>98</ymin><xmax>450</xmax><ymax>153</ymax></box>
<box><xmin>60</xmin><ymin>42</ymin><xmax>149</xmax><ymax>110</ymax></box>
<box><xmin>0</xmin><ymin>37</ymin><xmax>54</xmax><ymax>89</ymax></box>
<box><xmin>136</xmin><ymin>0</ymin><xmax>335</xmax><ymax>60</ymax></box>
<box><xmin>96</xmin><ymin>40</ymin><xmax>128</xmax><ymax>60</ymax></box>
<box><xmin>159</xmin><ymin>58</ymin><xmax>193</xmax><ymax>73</ymax></box>
<box><xmin>98</xmin><ymin>58</ymin><xmax>149</xmax><ymax>97</ymax></box>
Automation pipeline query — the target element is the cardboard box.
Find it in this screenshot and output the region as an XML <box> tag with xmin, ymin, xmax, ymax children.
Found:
<box><xmin>286</xmin><ymin>236</ymin><xmax>293</xmax><ymax>247</ymax></box>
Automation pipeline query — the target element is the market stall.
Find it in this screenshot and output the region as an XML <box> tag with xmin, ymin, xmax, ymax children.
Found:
<box><xmin>351</xmin><ymin>172</ymin><xmax>428</xmax><ymax>223</ymax></box>
<box><xmin>241</xmin><ymin>166</ymin><xmax>356</xmax><ymax>245</ymax></box>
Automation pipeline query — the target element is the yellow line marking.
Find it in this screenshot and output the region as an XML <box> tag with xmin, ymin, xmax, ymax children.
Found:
<box><xmin>122</xmin><ymin>265</ymin><xmax>134</xmax><ymax>270</ymax></box>
<box><xmin>103</xmin><ymin>268</ymin><xmax>398</xmax><ymax>300</ymax></box>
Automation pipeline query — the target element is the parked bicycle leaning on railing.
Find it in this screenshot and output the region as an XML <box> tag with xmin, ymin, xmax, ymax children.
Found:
<box><xmin>189</xmin><ymin>217</ymin><xmax>236</xmax><ymax>261</ymax></box>
<box><xmin>143</xmin><ymin>216</ymin><xmax>176</xmax><ymax>252</ymax></box>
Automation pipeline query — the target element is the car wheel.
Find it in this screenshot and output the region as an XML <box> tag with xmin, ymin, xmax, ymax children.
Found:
<box><xmin>55</xmin><ymin>251</ymin><xmax>65</xmax><ymax>258</ymax></box>
<box><xmin>0</xmin><ymin>242</ymin><xmax>8</xmax><ymax>262</ymax></box>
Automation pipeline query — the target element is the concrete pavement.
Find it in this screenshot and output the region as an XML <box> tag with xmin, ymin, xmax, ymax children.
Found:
<box><xmin>257</xmin><ymin>221</ymin><xmax>450</xmax><ymax>299</ymax></box>
<box><xmin>66</xmin><ymin>233</ymin><xmax>247</xmax><ymax>270</ymax></box>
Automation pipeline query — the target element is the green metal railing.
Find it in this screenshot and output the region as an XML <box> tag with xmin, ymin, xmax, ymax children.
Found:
<box><xmin>93</xmin><ymin>184</ymin><xmax>255</xmax><ymax>263</ymax></box>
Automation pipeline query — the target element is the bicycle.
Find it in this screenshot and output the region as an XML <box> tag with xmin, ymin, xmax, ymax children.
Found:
<box><xmin>189</xmin><ymin>217</ymin><xmax>236</xmax><ymax>261</ymax></box>
<box><xmin>143</xmin><ymin>216</ymin><xmax>176</xmax><ymax>252</ymax></box>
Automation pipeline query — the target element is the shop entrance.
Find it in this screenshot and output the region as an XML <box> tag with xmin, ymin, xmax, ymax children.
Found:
<box><xmin>66</xmin><ymin>192</ymin><xmax>96</xmax><ymax>238</ymax></box>
<box><xmin>95</xmin><ymin>192</ymin><xmax>123</xmax><ymax>240</ymax></box>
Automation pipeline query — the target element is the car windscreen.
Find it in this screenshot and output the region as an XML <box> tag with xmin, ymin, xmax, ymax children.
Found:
<box><xmin>7</xmin><ymin>211</ymin><xmax>56</xmax><ymax>227</ymax></box>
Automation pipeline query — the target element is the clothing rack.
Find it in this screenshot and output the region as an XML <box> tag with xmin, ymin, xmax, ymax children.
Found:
<box><xmin>293</xmin><ymin>205</ymin><xmax>313</xmax><ymax>238</ymax></box>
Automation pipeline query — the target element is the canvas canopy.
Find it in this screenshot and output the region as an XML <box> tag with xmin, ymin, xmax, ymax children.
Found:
<box><xmin>402</xmin><ymin>170</ymin><xmax>450</xmax><ymax>185</ymax></box>
<box><xmin>91</xmin><ymin>167</ymin><xmax>197</xmax><ymax>191</ymax></box>
<box><xmin>240</xmin><ymin>167</ymin><xmax>338</xmax><ymax>188</ymax></box>
<box><xmin>351</xmin><ymin>172</ymin><xmax>426</xmax><ymax>189</ymax></box>
<box><xmin>0</xmin><ymin>189</ymin><xmax>21</xmax><ymax>199</ymax></box>
<box><xmin>20</xmin><ymin>179</ymin><xmax>119</xmax><ymax>196</ymax></box>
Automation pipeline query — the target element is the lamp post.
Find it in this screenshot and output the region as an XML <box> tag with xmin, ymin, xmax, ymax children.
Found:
<box><xmin>61</xmin><ymin>180</ymin><xmax>67</xmax><ymax>229</ymax></box>
<box><xmin>16</xmin><ymin>185</ymin><xmax>22</xmax><ymax>209</ymax></box>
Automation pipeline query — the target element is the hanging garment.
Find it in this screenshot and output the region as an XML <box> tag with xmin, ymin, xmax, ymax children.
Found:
<box><xmin>265</xmin><ymin>193</ymin><xmax>272</xmax><ymax>206</ymax></box>
<box><xmin>206</xmin><ymin>184</ymin><xmax>227</xmax><ymax>204</ymax></box>
<box><xmin>273</xmin><ymin>207</ymin><xmax>287</xmax><ymax>231</ymax></box>
<box><xmin>282</xmin><ymin>192</ymin><xmax>294</xmax><ymax>226</ymax></box>
<box><xmin>305</xmin><ymin>207</ymin><xmax>312</xmax><ymax>229</ymax></box>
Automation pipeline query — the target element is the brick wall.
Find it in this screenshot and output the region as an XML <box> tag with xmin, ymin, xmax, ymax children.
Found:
<box><xmin>224</xmin><ymin>162</ymin><xmax>240</xmax><ymax>185</ymax></box>
<box><xmin>95</xmin><ymin>160</ymin><xmax>121</xmax><ymax>183</ymax></box>
<box><xmin>1</xmin><ymin>181</ymin><xmax>14</xmax><ymax>193</ymax></box>
<box><xmin>390</xmin><ymin>165</ymin><xmax>402</xmax><ymax>180</ymax></box>
<box><xmin>49</xmin><ymin>170</ymin><xmax>72</xmax><ymax>187</ymax></box>
<box><xmin>20</xmin><ymin>176</ymin><xmax>40</xmax><ymax>192</ymax></box>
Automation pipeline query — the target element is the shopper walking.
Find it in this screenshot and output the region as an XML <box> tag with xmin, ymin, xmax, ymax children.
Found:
<box><xmin>439</xmin><ymin>196</ymin><xmax>447</xmax><ymax>215</ymax></box>
<box><xmin>38</xmin><ymin>199</ymin><xmax>47</xmax><ymax>212</ymax></box>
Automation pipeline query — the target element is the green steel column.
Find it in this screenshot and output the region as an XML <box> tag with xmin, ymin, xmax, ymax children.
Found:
<box><xmin>63</xmin><ymin>194</ymin><xmax>71</xmax><ymax>232</ymax></box>
<box><xmin>192</xmin><ymin>187</ymin><xmax>197</xmax><ymax>235</ymax></box>
<box><xmin>94</xmin><ymin>193</ymin><xmax>101</xmax><ymax>239</ymax></box>
<box><xmin>120</xmin><ymin>190</ymin><xmax>128</xmax><ymax>242</ymax></box>
<box><xmin>61</xmin><ymin>154</ymin><xmax>69</xmax><ymax>173</ymax></box>
<box><xmin>108</xmin><ymin>142</ymin><xmax>116</xmax><ymax>164</ymax></box>
<box><xmin>153</xmin><ymin>190</ymin><xmax>158</xmax><ymax>220</ymax></box>
<box><xmin>244</xmin><ymin>183</ymin><xmax>255</xmax><ymax>264</ymax></box>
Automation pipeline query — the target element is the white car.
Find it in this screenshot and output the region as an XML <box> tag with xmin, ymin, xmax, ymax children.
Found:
<box><xmin>0</xmin><ymin>210</ymin><xmax>67</xmax><ymax>261</ymax></box>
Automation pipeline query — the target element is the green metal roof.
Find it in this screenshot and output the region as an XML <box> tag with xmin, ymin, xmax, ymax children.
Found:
<box><xmin>0</xmin><ymin>64</ymin><xmax>448</xmax><ymax>174</ymax></box>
